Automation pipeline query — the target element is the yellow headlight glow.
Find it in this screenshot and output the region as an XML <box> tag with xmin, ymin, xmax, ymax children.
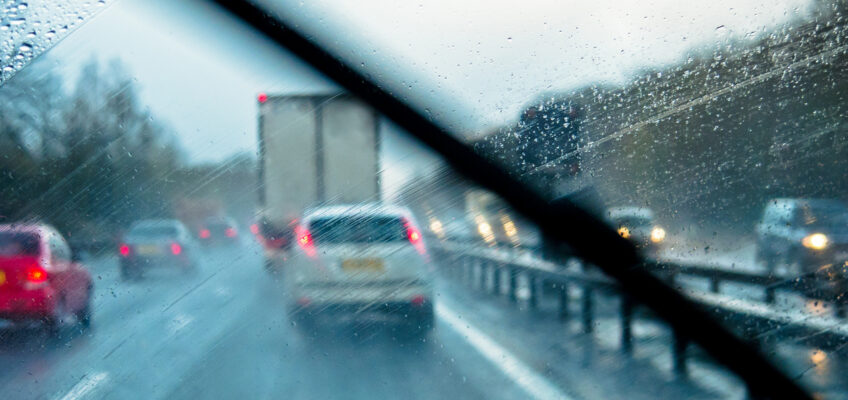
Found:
<box><xmin>802</xmin><ymin>233</ymin><xmax>829</xmax><ymax>250</ymax></box>
<box><xmin>650</xmin><ymin>227</ymin><xmax>666</xmax><ymax>243</ymax></box>
<box><xmin>617</xmin><ymin>226</ymin><xmax>630</xmax><ymax>239</ymax></box>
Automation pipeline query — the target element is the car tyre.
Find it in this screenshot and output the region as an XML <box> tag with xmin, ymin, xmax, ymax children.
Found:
<box><xmin>76</xmin><ymin>286</ymin><xmax>93</xmax><ymax>329</ymax></box>
<box><xmin>120</xmin><ymin>262</ymin><xmax>142</xmax><ymax>281</ymax></box>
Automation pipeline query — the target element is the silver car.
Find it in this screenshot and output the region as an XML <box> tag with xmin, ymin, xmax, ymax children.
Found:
<box><xmin>284</xmin><ymin>204</ymin><xmax>434</xmax><ymax>333</ymax></box>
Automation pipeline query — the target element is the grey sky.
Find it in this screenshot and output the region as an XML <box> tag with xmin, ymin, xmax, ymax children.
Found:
<box><xmin>37</xmin><ymin>0</ymin><xmax>814</xmax><ymax>193</ymax></box>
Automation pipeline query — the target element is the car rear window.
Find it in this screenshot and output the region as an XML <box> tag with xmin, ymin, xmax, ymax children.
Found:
<box><xmin>129</xmin><ymin>226</ymin><xmax>178</xmax><ymax>238</ymax></box>
<box><xmin>309</xmin><ymin>216</ymin><xmax>407</xmax><ymax>244</ymax></box>
<box><xmin>0</xmin><ymin>232</ymin><xmax>40</xmax><ymax>256</ymax></box>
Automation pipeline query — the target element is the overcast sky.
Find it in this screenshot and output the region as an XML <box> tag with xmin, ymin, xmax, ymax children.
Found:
<box><xmin>35</xmin><ymin>0</ymin><xmax>815</xmax><ymax>194</ymax></box>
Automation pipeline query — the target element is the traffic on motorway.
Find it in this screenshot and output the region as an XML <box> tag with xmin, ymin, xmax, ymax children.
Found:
<box><xmin>0</xmin><ymin>0</ymin><xmax>847</xmax><ymax>399</ymax></box>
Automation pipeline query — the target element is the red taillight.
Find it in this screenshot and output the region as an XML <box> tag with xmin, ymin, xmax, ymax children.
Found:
<box><xmin>258</xmin><ymin>92</ymin><xmax>268</xmax><ymax>104</ymax></box>
<box><xmin>225</xmin><ymin>227</ymin><xmax>237</xmax><ymax>237</ymax></box>
<box><xmin>25</xmin><ymin>265</ymin><xmax>48</xmax><ymax>283</ymax></box>
<box><xmin>407</xmin><ymin>227</ymin><xmax>421</xmax><ymax>244</ymax></box>
<box><xmin>403</xmin><ymin>218</ymin><xmax>426</xmax><ymax>255</ymax></box>
<box><xmin>119</xmin><ymin>244</ymin><xmax>131</xmax><ymax>257</ymax></box>
<box><xmin>199</xmin><ymin>229</ymin><xmax>211</xmax><ymax>239</ymax></box>
<box><xmin>294</xmin><ymin>225</ymin><xmax>316</xmax><ymax>257</ymax></box>
<box><xmin>170</xmin><ymin>243</ymin><xmax>183</xmax><ymax>255</ymax></box>
<box><xmin>411</xmin><ymin>295</ymin><xmax>426</xmax><ymax>307</ymax></box>
<box><xmin>249</xmin><ymin>224</ymin><xmax>260</xmax><ymax>235</ymax></box>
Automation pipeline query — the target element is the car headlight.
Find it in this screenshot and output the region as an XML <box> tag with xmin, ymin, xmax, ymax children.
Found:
<box><xmin>650</xmin><ymin>227</ymin><xmax>666</xmax><ymax>243</ymax></box>
<box><xmin>617</xmin><ymin>226</ymin><xmax>630</xmax><ymax>239</ymax></box>
<box><xmin>802</xmin><ymin>233</ymin><xmax>829</xmax><ymax>250</ymax></box>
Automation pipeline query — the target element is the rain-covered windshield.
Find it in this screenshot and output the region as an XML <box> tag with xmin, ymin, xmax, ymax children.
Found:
<box><xmin>0</xmin><ymin>0</ymin><xmax>846</xmax><ymax>399</ymax></box>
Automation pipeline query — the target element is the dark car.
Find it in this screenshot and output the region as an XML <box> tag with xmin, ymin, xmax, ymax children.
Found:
<box><xmin>607</xmin><ymin>207</ymin><xmax>666</xmax><ymax>259</ymax></box>
<box><xmin>0</xmin><ymin>224</ymin><xmax>93</xmax><ymax>333</ymax></box>
<box><xmin>119</xmin><ymin>219</ymin><xmax>200</xmax><ymax>280</ymax></box>
<box><xmin>198</xmin><ymin>216</ymin><xmax>240</xmax><ymax>246</ymax></box>
<box><xmin>755</xmin><ymin>198</ymin><xmax>848</xmax><ymax>277</ymax></box>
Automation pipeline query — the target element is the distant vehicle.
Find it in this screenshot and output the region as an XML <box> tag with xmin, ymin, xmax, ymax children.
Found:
<box><xmin>257</xmin><ymin>94</ymin><xmax>380</xmax><ymax>274</ymax></box>
<box><xmin>118</xmin><ymin>219</ymin><xmax>200</xmax><ymax>280</ymax></box>
<box><xmin>606</xmin><ymin>207</ymin><xmax>666</xmax><ymax>259</ymax></box>
<box><xmin>198</xmin><ymin>216</ymin><xmax>240</xmax><ymax>246</ymax></box>
<box><xmin>284</xmin><ymin>204</ymin><xmax>434</xmax><ymax>334</ymax></box>
<box><xmin>0</xmin><ymin>224</ymin><xmax>93</xmax><ymax>333</ymax></box>
<box><xmin>755</xmin><ymin>198</ymin><xmax>848</xmax><ymax>277</ymax></box>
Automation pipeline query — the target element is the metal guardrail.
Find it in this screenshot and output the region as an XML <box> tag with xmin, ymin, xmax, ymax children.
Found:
<box><xmin>433</xmin><ymin>241</ymin><xmax>848</xmax><ymax>379</ymax></box>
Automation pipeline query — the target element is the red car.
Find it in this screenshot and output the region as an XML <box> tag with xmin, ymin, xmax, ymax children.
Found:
<box><xmin>0</xmin><ymin>224</ymin><xmax>93</xmax><ymax>333</ymax></box>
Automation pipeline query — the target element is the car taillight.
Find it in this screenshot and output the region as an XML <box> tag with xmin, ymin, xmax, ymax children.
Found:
<box><xmin>199</xmin><ymin>229</ymin><xmax>211</xmax><ymax>239</ymax></box>
<box><xmin>293</xmin><ymin>225</ymin><xmax>316</xmax><ymax>257</ymax></box>
<box><xmin>119</xmin><ymin>244</ymin><xmax>131</xmax><ymax>257</ymax></box>
<box><xmin>249</xmin><ymin>224</ymin><xmax>260</xmax><ymax>235</ymax></box>
<box><xmin>25</xmin><ymin>265</ymin><xmax>48</xmax><ymax>283</ymax></box>
<box><xmin>225</xmin><ymin>227</ymin><xmax>237</xmax><ymax>237</ymax></box>
<box><xmin>411</xmin><ymin>295</ymin><xmax>427</xmax><ymax>307</ymax></box>
<box><xmin>170</xmin><ymin>243</ymin><xmax>183</xmax><ymax>255</ymax></box>
<box><xmin>403</xmin><ymin>218</ymin><xmax>426</xmax><ymax>255</ymax></box>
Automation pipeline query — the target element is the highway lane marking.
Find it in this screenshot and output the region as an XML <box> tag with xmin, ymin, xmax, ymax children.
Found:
<box><xmin>436</xmin><ymin>303</ymin><xmax>574</xmax><ymax>400</ymax></box>
<box><xmin>169</xmin><ymin>313</ymin><xmax>194</xmax><ymax>334</ymax></box>
<box><xmin>57</xmin><ymin>372</ymin><xmax>108</xmax><ymax>400</ymax></box>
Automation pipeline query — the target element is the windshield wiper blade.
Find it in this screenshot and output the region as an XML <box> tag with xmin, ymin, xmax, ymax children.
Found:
<box><xmin>210</xmin><ymin>1</ymin><xmax>811</xmax><ymax>398</ymax></box>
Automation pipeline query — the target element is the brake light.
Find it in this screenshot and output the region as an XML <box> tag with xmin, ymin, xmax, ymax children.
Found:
<box><xmin>408</xmin><ymin>227</ymin><xmax>421</xmax><ymax>243</ymax></box>
<box><xmin>249</xmin><ymin>224</ymin><xmax>260</xmax><ymax>235</ymax></box>
<box><xmin>25</xmin><ymin>265</ymin><xmax>48</xmax><ymax>283</ymax></box>
<box><xmin>171</xmin><ymin>243</ymin><xmax>183</xmax><ymax>255</ymax></box>
<box><xmin>411</xmin><ymin>295</ymin><xmax>426</xmax><ymax>307</ymax></box>
<box><xmin>403</xmin><ymin>218</ymin><xmax>426</xmax><ymax>255</ymax></box>
<box><xmin>119</xmin><ymin>244</ymin><xmax>131</xmax><ymax>257</ymax></box>
<box><xmin>199</xmin><ymin>229</ymin><xmax>211</xmax><ymax>239</ymax></box>
<box><xmin>258</xmin><ymin>92</ymin><xmax>268</xmax><ymax>104</ymax></box>
<box><xmin>294</xmin><ymin>225</ymin><xmax>316</xmax><ymax>257</ymax></box>
<box><xmin>225</xmin><ymin>227</ymin><xmax>237</xmax><ymax>237</ymax></box>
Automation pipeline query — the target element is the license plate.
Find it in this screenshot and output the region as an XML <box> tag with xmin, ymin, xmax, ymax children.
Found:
<box><xmin>137</xmin><ymin>245</ymin><xmax>161</xmax><ymax>255</ymax></box>
<box><xmin>0</xmin><ymin>270</ymin><xmax>5</xmax><ymax>286</ymax></box>
<box><xmin>341</xmin><ymin>258</ymin><xmax>384</xmax><ymax>272</ymax></box>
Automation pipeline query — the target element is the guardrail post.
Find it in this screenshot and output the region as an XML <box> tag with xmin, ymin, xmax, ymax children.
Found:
<box><xmin>476</xmin><ymin>260</ymin><xmax>485</xmax><ymax>290</ymax></box>
<box><xmin>581</xmin><ymin>287</ymin><xmax>594</xmax><ymax>334</ymax></box>
<box><xmin>709</xmin><ymin>278</ymin><xmax>720</xmax><ymax>293</ymax></box>
<box><xmin>621</xmin><ymin>295</ymin><xmax>634</xmax><ymax>356</ymax></box>
<box><xmin>558</xmin><ymin>284</ymin><xmax>569</xmax><ymax>321</ymax></box>
<box><xmin>672</xmin><ymin>328</ymin><xmax>689</xmax><ymax>378</ymax></box>
<box><xmin>509</xmin><ymin>268</ymin><xmax>518</xmax><ymax>302</ymax></box>
<box><xmin>764</xmin><ymin>286</ymin><xmax>775</xmax><ymax>304</ymax></box>
<box><xmin>492</xmin><ymin>264</ymin><xmax>502</xmax><ymax>295</ymax></box>
<box><xmin>528</xmin><ymin>275</ymin><xmax>539</xmax><ymax>309</ymax></box>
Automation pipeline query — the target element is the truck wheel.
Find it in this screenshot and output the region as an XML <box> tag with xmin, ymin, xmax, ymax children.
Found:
<box><xmin>405</xmin><ymin>305</ymin><xmax>434</xmax><ymax>337</ymax></box>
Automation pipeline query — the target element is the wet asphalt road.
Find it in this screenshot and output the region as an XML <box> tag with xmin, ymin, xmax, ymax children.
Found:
<box><xmin>0</xmin><ymin>238</ymin><xmax>844</xmax><ymax>399</ymax></box>
<box><xmin>0</xmin><ymin>241</ymin><xmax>539</xmax><ymax>400</ymax></box>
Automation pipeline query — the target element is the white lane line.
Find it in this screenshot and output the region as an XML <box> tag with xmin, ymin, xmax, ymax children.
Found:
<box><xmin>436</xmin><ymin>303</ymin><xmax>574</xmax><ymax>400</ymax></box>
<box><xmin>57</xmin><ymin>372</ymin><xmax>109</xmax><ymax>400</ymax></box>
<box><xmin>168</xmin><ymin>313</ymin><xmax>194</xmax><ymax>334</ymax></box>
